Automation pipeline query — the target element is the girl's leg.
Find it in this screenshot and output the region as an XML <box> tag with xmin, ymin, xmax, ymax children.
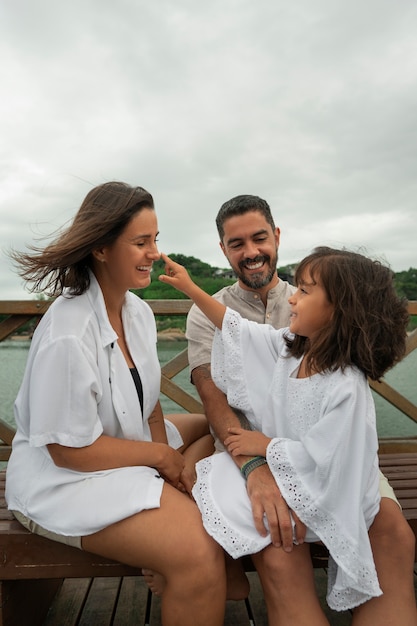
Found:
<box><xmin>82</xmin><ymin>483</ymin><xmax>226</xmax><ymax>626</ymax></box>
<box><xmin>252</xmin><ymin>543</ymin><xmax>329</xmax><ymax>626</ymax></box>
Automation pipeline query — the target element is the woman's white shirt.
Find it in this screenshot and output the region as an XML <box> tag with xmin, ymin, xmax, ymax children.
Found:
<box><xmin>6</xmin><ymin>274</ymin><xmax>168</xmax><ymax>535</ymax></box>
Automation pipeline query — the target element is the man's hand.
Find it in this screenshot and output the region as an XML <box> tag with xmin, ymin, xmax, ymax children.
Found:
<box><xmin>246</xmin><ymin>463</ymin><xmax>306</xmax><ymax>551</ymax></box>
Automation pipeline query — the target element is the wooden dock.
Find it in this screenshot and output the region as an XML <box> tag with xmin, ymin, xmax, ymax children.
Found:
<box><xmin>40</xmin><ymin>569</ymin><xmax>417</xmax><ymax>625</ymax></box>
<box><xmin>1</xmin><ymin>300</ymin><xmax>416</xmax><ymax>625</ymax></box>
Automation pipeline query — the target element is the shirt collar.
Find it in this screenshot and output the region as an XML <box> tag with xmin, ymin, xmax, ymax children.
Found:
<box><xmin>86</xmin><ymin>271</ymin><xmax>118</xmax><ymax>348</ymax></box>
<box><xmin>230</xmin><ymin>279</ymin><xmax>283</xmax><ymax>303</ymax></box>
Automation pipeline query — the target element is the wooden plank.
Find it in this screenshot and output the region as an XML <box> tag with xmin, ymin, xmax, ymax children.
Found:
<box><xmin>369</xmin><ymin>379</ymin><xmax>417</xmax><ymax>423</ymax></box>
<box><xmin>160</xmin><ymin>375</ymin><xmax>203</xmax><ymax>413</ymax></box>
<box><xmin>0</xmin><ymin>421</ymin><xmax>15</xmax><ymax>447</ymax></box>
<box><xmin>0</xmin><ymin>316</ymin><xmax>34</xmax><ymax>342</ymax></box>
<box><xmin>113</xmin><ymin>577</ymin><xmax>151</xmax><ymax>626</ymax></box>
<box><xmin>145</xmin><ymin>300</ymin><xmax>192</xmax><ymax>316</ymax></box>
<box><xmin>405</xmin><ymin>329</ymin><xmax>417</xmax><ymax>357</ymax></box>
<box><xmin>379</xmin><ymin>453</ymin><xmax>417</xmax><ymax>469</ymax></box>
<box><xmin>1</xmin><ymin>298</ymin><xmax>415</xmax><ymax>315</ymax></box>
<box><xmin>0</xmin><ymin>447</ymin><xmax>12</xmax><ymax>462</ymax></box>
<box><xmin>378</xmin><ymin>439</ymin><xmax>417</xmax><ymax>453</ymax></box>
<box><xmin>42</xmin><ymin>578</ymin><xmax>92</xmax><ymax>626</ymax></box>
<box><xmin>0</xmin><ymin>529</ymin><xmax>142</xmax><ymax>580</ymax></box>
<box><xmin>0</xmin><ymin>578</ymin><xmax>63</xmax><ymax>626</ymax></box>
<box><xmin>0</xmin><ymin>302</ymin><xmax>51</xmax><ymax>315</ymax></box>
<box><xmin>78</xmin><ymin>577</ymin><xmax>121</xmax><ymax>626</ymax></box>
<box><xmin>391</xmin><ymin>489</ymin><xmax>417</xmax><ymax>498</ymax></box>
<box><xmin>160</xmin><ymin>347</ymin><xmax>189</xmax><ymax>379</ymax></box>
<box><xmin>383</xmin><ymin>470</ymin><xmax>417</xmax><ymax>480</ymax></box>
<box><xmin>379</xmin><ymin>452</ymin><xmax>417</xmax><ymax>463</ymax></box>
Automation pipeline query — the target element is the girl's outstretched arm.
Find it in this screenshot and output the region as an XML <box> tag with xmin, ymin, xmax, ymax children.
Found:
<box><xmin>159</xmin><ymin>253</ymin><xmax>226</xmax><ymax>330</ymax></box>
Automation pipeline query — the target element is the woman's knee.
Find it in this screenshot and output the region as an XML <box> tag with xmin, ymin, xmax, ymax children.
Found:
<box><xmin>168</xmin><ymin>536</ymin><xmax>225</xmax><ymax>596</ymax></box>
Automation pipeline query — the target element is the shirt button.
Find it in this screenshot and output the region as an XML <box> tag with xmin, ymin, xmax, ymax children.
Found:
<box><xmin>254</xmin><ymin>294</ymin><xmax>259</xmax><ymax>300</ymax></box>
<box><xmin>266</xmin><ymin>314</ymin><xmax>270</xmax><ymax>319</ymax></box>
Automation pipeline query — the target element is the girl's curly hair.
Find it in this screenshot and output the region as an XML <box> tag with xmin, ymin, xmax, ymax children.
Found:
<box><xmin>285</xmin><ymin>247</ymin><xmax>409</xmax><ymax>381</ymax></box>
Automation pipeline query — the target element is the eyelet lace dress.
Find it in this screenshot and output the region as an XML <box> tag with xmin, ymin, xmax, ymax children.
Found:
<box><xmin>191</xmin><ymin>307</ymin><xmax>382</xmax><ymax>611</ymax></box>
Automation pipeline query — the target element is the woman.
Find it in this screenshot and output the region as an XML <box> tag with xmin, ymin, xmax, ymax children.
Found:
<box><xmin>6</xmin><ymin>181</ymin><xmax>226</xmax><ymax>626</ymax></box>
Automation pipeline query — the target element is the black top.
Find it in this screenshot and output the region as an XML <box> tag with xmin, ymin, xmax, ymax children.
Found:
<box><xmin>130</xmin><ymin>367</ymin><xmax>144</xmax><ymax>415</ymax></box>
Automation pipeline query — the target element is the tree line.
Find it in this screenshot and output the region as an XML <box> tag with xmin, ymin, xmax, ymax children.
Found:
<box><xmin>137</xmin><ymin>254</ymin><xmax>417</xmax><ymax>332</ymax></box>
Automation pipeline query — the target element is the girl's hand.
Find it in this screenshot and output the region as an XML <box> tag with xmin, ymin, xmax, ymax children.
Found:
<box><xmin>159</xmin><ymin>253</ymin><xmax>227</xmax><ymax>331</ymax></box>
<box><xmin>158</xmin><ymin>253</ymin><xmax>196</xmax><ymax>297</ymax></box>
<box><xmin>224</xmin><ymin>427</ymin><xmax>271</xmax><ymax>458</ymax></box>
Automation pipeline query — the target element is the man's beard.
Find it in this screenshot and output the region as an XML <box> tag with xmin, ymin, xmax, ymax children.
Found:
<box><xmin>232</xmin><ymin>251</ymin><xmax>278</xmax><ymax>290</ymax></box>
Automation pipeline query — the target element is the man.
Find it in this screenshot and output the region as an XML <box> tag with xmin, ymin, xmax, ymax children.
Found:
<box><xmin>186</xmin><ymin>195</ymin><xmax>416</xmax><ymax>625</ymax></box>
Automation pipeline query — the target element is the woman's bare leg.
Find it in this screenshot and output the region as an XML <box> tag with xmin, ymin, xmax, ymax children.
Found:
<box><xmin>252</xmin><ymin>543</ymin><xmax>329</xmax><ymax>626</ymax></box>
<box><xmin>82</xmin><ymin>483</ymin><xmax>226</xmax><ymax>626</ymax></box>
<box><xmin>142</xmin><ymin>553</ymin><xmax>250</xmax><ymax>601</ymax></box>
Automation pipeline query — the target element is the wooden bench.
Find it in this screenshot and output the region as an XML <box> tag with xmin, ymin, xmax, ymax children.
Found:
<box><xmin>0</xmin><ymin>470</ymin><xmax>143</xmax><ymax>626</ymax></box>
<box><xmin>1</xmin><ymin>454</ymin><xmax>416</xmax><ymax>625</ymax></box>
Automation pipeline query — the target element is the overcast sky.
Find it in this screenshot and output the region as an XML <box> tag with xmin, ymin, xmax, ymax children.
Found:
<box><xmin>1</xmin><ymin>0</ymin><xmax>416</xmax><ymax>299</ymax></box>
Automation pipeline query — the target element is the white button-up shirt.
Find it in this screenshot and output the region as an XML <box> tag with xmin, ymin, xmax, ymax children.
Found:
<box><xmin>6</xmin><ymin>274</ymin><xmax>169</xmax><ymax>536</ymax></box>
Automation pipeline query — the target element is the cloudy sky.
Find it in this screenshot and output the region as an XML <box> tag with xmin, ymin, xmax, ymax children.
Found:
<box><xmin>1</xmin><ymin>0</ymin><xmax>416</xmax><ymax>299</ymax></box>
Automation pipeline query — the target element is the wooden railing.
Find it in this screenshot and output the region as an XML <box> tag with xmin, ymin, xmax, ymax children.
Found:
<box><xmin>1</xmin><ymin>299</ymin><xmax>417</xmax><ymax>459</ymax></box>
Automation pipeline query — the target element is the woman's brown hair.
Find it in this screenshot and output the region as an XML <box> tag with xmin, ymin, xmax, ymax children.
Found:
<box><xmin>285</xmin><ymin>247</ymin><xmax>409</xmax><ymax>381</ymax></box>
<box><xmin>10</xmin><ymin>182</ymin><xmax>154</xmax><ymax>297</ymax></box>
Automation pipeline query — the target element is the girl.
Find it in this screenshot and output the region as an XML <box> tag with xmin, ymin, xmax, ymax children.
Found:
<box><xmin>6</xmin><ymin>182</ymin><xmax>226</xmax><ymax>626</ymax></box>
<box><xmin>160</xmin><ymin>247</ymin><xmax>409</xmax><ymax>612</ymax></box>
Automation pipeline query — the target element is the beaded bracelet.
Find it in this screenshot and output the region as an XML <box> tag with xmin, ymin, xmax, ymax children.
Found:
<box><xmin>240</xmin><ymin>456</ymin><xmax>267</xmax><ymax>480</ymax></box>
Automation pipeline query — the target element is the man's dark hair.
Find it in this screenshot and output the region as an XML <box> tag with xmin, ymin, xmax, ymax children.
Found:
<box><xmin>216</xmin><ymin>195</ymin><xmax>276</xmax><ymax>241</ymax></box>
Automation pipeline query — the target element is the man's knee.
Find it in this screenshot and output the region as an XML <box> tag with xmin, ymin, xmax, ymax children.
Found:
<box><xmin>255</xmin><ymin>543</ymin><xmax>312</xmax><ymax>583</ymax></box>
<box><xmin>370</xmin><ymin>498</ymin><xmax>415</xmax><ymax>561</ymax></box>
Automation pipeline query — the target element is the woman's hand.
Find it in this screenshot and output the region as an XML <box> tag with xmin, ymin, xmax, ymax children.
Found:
<box><xmin>224</xmin><ymin>427</ymin><xmax>271</xmax><ymax>458</ymax></box>
<box><xmin>177</xmin><ymin>465</ymin><xmax>196</xmax><ymax>497</ymax></box>
<box><xmin>154</xmin><ymin>444</ymin><xmax>186</xmax><ymax>488</ymax></box>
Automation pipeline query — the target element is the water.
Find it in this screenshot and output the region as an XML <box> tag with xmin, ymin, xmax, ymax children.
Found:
<box><xmin>1</xmin><ymin>339</ymin><xmax>417</xmax><ymax>439</ymax></box>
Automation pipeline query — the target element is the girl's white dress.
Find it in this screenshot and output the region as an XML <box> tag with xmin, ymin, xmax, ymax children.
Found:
<box><xmin>192</xmin><ymin>308</ymin><xmax>382</xmax><ymax>611</ymax></box>
<box><xmin>6</xmin><ymin>273</ymin><xmax>182</xmax><ymax>536</ymax></box>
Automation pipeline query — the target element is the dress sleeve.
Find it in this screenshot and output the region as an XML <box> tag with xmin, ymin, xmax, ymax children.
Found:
<box><xmin>28</xmin><ymin>335</ymin><xmax>103</xmax><ymax>448</ymax></box>
<box><xmin>211</xmin><ymin>308</ymin><xmax>284</xmax><ymax>430</ymax></box>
